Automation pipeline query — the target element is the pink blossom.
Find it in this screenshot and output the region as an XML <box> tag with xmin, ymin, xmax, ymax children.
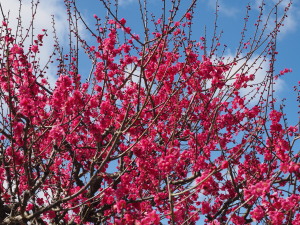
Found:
<box><xmin>185</xmin><ymin>12</ymin><xmax>192</xmax><ymax>20</ymax></box>
<box><xmin>31</xmin><ymin>45</ymin><xmax>39</xmax><ymax>53</ymax></box>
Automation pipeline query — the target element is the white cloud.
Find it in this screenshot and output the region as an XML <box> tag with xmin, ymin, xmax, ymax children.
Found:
<box><xmin>0</xmin><ymin>0</ymin><xmax>69</xmax><ymax>88</ymax></box>
<box><xmin>125</xmin><ymin>63</ymin><xmax>142</xmax><ymax>85</ymax></box>
<box><xmin>254</xmin><ymin>0</ymin><xmax>298</xmax><ymax>39</ymax></box>
<box><xmin>0</xmin><ymin>0</ymin><xmax>68</xmax><ymax>39</ymax></box>
<box><xmin>277</xmin><ymin>6</ymin><xmax>298</xmax><ymax>37</ymax></box>
<box><xmin>206</xmin><ymin>0</ymin><xmax>239</xmax><ymax>17</ymax></box>
<box><xmin>223</xmin><ymin>54</ymin><xmax>285</xmax><ymax>104</ymax></box>
<box><xmin>119</xmin><ymin>0</ymin><xmax>137</xmax><ymax>6</ymax></box>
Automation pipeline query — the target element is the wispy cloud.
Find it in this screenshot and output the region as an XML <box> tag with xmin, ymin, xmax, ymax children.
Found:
<box><xmin>254</xmin><ymin>0</ymin><xmax>298</xmax><ymax>39</ymax></box>
<box><xmin>206</xmin><ymin>0</ymin><xmax>240</xmax><ymax>17</ymax></box>
<box><xmin>277</xmin><ymin>6</ymin><xmax>298</xmax><ymax>37</ymax></box>
<box><xmin>223</xmin><ymin>54</ymin><xmax>285</xmax><ymax>104</ymax></box>
<box><xmin>119</xmin><ymin>0</ymin><xmax>137</xmax><ymax>6</ymax></box>
<box><xmin>0</xmin><ymin>0</ymin><xmax>69</xmax><ymax>87</ymax></box>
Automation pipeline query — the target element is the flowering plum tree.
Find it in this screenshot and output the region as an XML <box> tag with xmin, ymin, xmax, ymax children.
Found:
<box><xmin>0</xmin><ymin>0</ymin><xmax>298</xmax><ymax>224</ymax></box>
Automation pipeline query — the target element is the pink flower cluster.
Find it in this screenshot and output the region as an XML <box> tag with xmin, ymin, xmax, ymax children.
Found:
<box><xmin>0</xmin><ymin>8</ymin><xmax>298</xmax><ymax>224</ymax></box>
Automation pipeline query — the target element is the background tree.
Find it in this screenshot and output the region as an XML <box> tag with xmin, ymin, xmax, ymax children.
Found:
<box><xmin>0</xmin><ymin>0</ymin><xmax>298</xmax><ymax>224</ymax></box>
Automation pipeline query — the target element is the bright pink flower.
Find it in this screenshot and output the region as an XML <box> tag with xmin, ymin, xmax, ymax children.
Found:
<box><xmin>31</xmin><ymin>45</ymin><xmax>39</xmax><ymax>53</ymax></box>
<box><xmin>119</xmin><ymin>18</ymin><xmax>126</xmax><ymax>25</ymax></box>
<box><xmin>250</xmin><ymin>206</ymin><xmax>265</xmax><ymax>221</ymax></box>
<box><xmin>185</xmin><ymin>12</ymin><xmax>192</xmax><ymax>20</ymax></box>
<box><xmin>37</xmin><ymin>34</ymin><xmax>44</xmax><ymax>42</ymax></box>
